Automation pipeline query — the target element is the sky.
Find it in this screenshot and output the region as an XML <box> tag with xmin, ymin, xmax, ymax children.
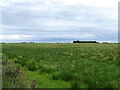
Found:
<box><xmin>0</xmin><ymin>0</ymin><xmax>119</xmax><ymax>43</ymax></box>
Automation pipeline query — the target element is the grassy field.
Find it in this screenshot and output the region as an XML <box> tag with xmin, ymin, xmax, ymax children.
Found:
<box><xmin>2</xmin><ymin>43</ymin><xmax>120</xmax><ymax>88</ymax></box>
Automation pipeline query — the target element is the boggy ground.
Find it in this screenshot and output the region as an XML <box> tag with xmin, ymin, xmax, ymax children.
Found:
<box><xmin>2</xmin><ymin>43</ymin><xmax>119</xmax><ymax>88</ymax></box>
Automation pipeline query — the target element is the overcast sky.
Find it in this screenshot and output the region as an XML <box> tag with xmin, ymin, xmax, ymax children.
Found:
<box><xmin>0</xmin><ymin>0</ymin><xmax>119</xmax><ymax>43</ymax></box>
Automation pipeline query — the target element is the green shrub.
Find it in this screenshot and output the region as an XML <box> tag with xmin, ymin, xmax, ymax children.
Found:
<box><xmin>2</xmin><ymin>58</ymin><xmax>29</xmax><ymax>88</ymax></box>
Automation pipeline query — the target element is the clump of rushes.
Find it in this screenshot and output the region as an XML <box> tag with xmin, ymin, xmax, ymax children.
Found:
<box><xmin>26</xmin><ymin>59</ymin><xmax>39</xmax><ymax>71</ymax></box>
<box><xmin>40</xmin><ymin>65</ymin><xmax>55</xmax><ymax>74</ymax></box>
<box><xmin>51</xmin><ymin>63</ymin><xmax>76</xmax><ymax>81</ymax></box>
<box><xmin>51</xmin><ymin>72</ymin><xmax>61</xmax><ymax>80</ymax></box>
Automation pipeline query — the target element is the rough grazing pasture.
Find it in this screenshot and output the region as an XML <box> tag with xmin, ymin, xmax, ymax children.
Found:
<box><xmin>2</xmin><ymin>43</ymin><xmax>120</xmax><ymax>88</ymax></box>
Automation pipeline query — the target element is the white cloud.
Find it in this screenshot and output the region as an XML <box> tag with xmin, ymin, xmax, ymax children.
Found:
<box><xmin>0</xmin><ymin>35</ymin><xmax>33</xmax><ymax>41</ymax></box>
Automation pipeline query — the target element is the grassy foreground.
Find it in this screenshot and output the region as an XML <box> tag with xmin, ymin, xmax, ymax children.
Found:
<box><xmin>2</xmin><ymin>43</ymin><xmax>120</xmax><ymax>88</ymax></box>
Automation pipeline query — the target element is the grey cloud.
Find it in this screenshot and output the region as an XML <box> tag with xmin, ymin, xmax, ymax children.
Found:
<box><xmin>1</xmin><ymin>0</ymin><xmax>118</xmax><ymax>42</ymax></box>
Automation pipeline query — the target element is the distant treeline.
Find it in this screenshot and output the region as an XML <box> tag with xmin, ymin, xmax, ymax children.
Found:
<box><xmin>73</xmin><ymin>40</ymin><xmax>99</xmax><ymax>43</ymax></box>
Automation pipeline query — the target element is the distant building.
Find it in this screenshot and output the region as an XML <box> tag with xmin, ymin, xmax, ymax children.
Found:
<box><xmin>103</xmin><ymin>42</ymin><xmax>108</xmax><ymax>43</ymax></box>
<box><xmin>21</xmin><ymin>42</ymin><xmax>28</xmax><ymax>43</ymax></box>
<box><xmin>29</xmin><ymin>42</ymin><xmax>34</xmax><ymax>43</ymax></box>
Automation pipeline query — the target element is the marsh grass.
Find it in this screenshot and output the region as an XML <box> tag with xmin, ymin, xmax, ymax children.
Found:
<box><xmin>2</xmin><ymin>43</ymin><xmax>119</xmax><ymax>88</ymax></box>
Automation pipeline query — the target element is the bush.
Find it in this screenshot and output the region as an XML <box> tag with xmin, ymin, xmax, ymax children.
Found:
<box><xmin>2</xmin><ymin>58</ymin><xmax>29</xmax><ymax>88</ymax></box>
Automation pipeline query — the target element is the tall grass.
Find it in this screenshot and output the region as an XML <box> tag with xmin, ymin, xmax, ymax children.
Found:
<box><xmin>2</xmin><ymin>43</ymin><xmax>119</xmax><ymax>88</ymax></box>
